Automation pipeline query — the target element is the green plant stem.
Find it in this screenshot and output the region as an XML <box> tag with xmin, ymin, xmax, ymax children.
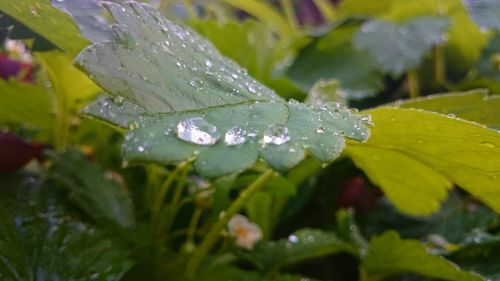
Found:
<box><xmin>434</xmin><ymin>46</ymin><xmax>446</xmax><ymax>85</ymax></box>
<box><xmin>280</xmin><ymin>0</ymin><xmax>298</xmax><ymax>33</ymax></box>
<box><xmin>186</xmin><ymin>169</ymin><xmax>274</xmax><ymax>278</ymax></box>
<box><xmin>407</xmin><ymin>71</ymin><xmax>420</xmax><ymax>98</ymax></box>
<box><xmin>312</xmin><ymin>0</ymin><xmax>336</xmax><ymax>21</ymax></box>
<box><xmin>187</xmin><ymin>207</ymin><xmax>203</xmax><ymax>243</ymax></box>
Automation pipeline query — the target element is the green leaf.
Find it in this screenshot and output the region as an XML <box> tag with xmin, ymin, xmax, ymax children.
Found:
<box><xmin>189</xmin><ymin>19</ymin><xmax>307</xmax><ymax>99</ymax></box>
<box><xmin>0</xmin><ymin>12</ymin><xmax>56</xmax><ymax>52</ymax></box>
<box><xmin>361</xmin><ymin>231</ymin><xmax>485</xmax><ymax>281</ymax></box>
<box><xmin>242</xmin><ymin>228</ymin><xmax>357</xmax><ymax>273</ymax></box>
<box><xmin>0</xmin><ymin>174</ymin><xmax>132</xmax><ymax>281</ymax></box>
<box><xmin>345</xmin><ymin>107</ymin><xmax>500</xmax><ymax>215</ymax></box>
<box><xmin>220</xmin><ymin>0</ymin><xmax>293</xmax><ymax>38</ymax></box>
<box><xmin>0</xmin><ymin>0</ymin><xmax>88</xmax><ymax>57</ymax></box>
<box><xmin>336</xmin><ymin>0</ymin><xmax>394</xmax><ymax>18</ymax></box>
<box><xmin>449</xmin><ymin>231</ymin><xmax>500</xmax><ymax>280</ymax></box>
<box><xmin>354</xmin><ymin>17</ymin><xmax>449</xmax><ymax>75</ymax></box>
<box><xmin>38</xmin><ymin>51</ymin><xmax>100</xmax><ymax>107</ymax></box>
<box><xmin>395</xmin><ymin>89</ymin><xmax>500</xmax><ymax>129</ymax></box>
<box><xmin>52</xmin><ymin>0</ymin><xmax>111</xmax><ymax>42</ymax></box>
<box><xmin>0</xmin><ymin>80</ymin><xmax>53</xmax><ymax>133</ymax></box>
<box><xmin>77</xmin><ymin>2</ymin><xmax>369</xmax><ymax>178</ymax></box>
<box><xmin>48</xmin><ymin>149</ymin><xmax>135</xmax><ymax>228</ymax></box>
<box><xmin>287</xmin><ymin>25</ymin><xmax>384</xmax><ymax>99</ymax></box>
<box><xmin>287</xmin><ymin>26</ymin><xmax>383</xmax><ymax>99</ymax></box>
<box><xmin>476</xmin><ymin>34</ymin><xmax>500</xmax><ymax>80</ymax></box>
<box><xmin>463</xmin><ymin>0</ymin><xmax>500</xmax><ymax>30</ymax></box>
<box><xmin>306</xmin><ymin>79</ymin><xmax>347</xmax><ymax>108</ymax></box>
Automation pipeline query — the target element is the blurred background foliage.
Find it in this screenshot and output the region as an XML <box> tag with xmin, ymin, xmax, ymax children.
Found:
<box><xmin>0</xmin><ymin>0</ymin><xmax>499</xmax><ymax>280</ymax></box>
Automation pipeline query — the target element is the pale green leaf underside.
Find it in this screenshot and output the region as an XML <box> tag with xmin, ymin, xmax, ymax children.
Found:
<box><xmin>395</xmin><ymin>89</ymin><xmax>500</xmax><ymax>129</ymax></box>
<box><xmin>354</xmin><ymin>17</ymin><xmax>449</xmax><ymax>75</ymax></box>
<box><xmin>79</xmin><ymin>1</ymin><xmax>368</xmax><ymax>177</ymax></box>
<box><xmin>76</xmin><ymin>1</ymin><xmax>280</xmax><ymax>114</ymax></box>
<box><xmin>361</xmin><ymin>231</ymin><xmax>485</xmax><ymax>281</ymax></box>
<box><xmin>346</xmin><ymin>107</ymin><xmax>500</xmax><ymax>215</ymax></box>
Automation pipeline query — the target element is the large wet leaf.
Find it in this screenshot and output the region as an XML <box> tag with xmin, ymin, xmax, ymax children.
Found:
<box><xmin>77</xmin><ymin>2</ymin><xmax>369</xmax><ymax>178</ymax></box>
<box><xmin>361</xmin><ymin>231</ymin><xmax>485</xmax><ymax>281</ymax></box>
<box><xmin>346</xmin><ymin>107</ymin><xmax>500</xmax><ymax>215</ymax></box>
<box><xmin>463</xmin><ymin>0</ymin><xmax>500</xmax><ymax>30</ymax></box>
<box><xmin>0</xmin><ymin>0</ymin><xmax>88</xmax><ymax>57</ymax></box>
<box><xmin>241</xmin><ymin>229</ymin><xmax>357</xmax><ymax>273</ymax></box>
<box><xmin>354</xmin><ymin>17</ymin><xmax>449</xmax><ymax>75</ymax></box>
<box><xmin>395</xmin><ymin>89</ymin><xmax>500</xmax><ymax>129</ymax></box>
<box><xmin>52</xmin><ymin>0</ymin><xmax>111</xmax><ymax>42</ymax></box>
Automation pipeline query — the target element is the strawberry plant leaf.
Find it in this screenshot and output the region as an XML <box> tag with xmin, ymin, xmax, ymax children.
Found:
<box><xmin>77</xmin><ymin>2</ymin><xmax>369</xmax><ymax>178</ymax></box>
<box><xmin>346</xmin><ymin>107</ymin><xmax>500</xmax><ymax>215</ymax></box>
<box><xmin>0</xmin><ymin>0</ymin><xmax>88</xmax><ymax>57</ymax></box>
<box><xmin>0</xmin><ymin>174</ymin><xmax>132</xmax><ymax>281</ymax></box>
<box><xmin>287</xmin><ymin>25</ymin><xmax>384</xmax><ymax>99</ymax></box>
<box><xmin>395</xmin><ymin>89</ymin><xmax>500</xmax><ymax>129</ymax></box>
<box><xmin>0</xmin><ymin>80</ymin><xmax>53</xmax><ymax>134</ymax></box>
<box><xmin>241</xmin><ymin>229</ymin><xmax>357</xmax><ymax>273</ymax></box>
<box><xmin>52</xmin><ymin>0</ymin><xmax>111</xmax><ymax>42</ymax></box>
<box><xmin>361</xmin><ymin>231</ymin><xmax>485</xmax><ymax>281</ymax></box>
<box><xmin>354</xmin><ymin>17</ymin><xmax>449</xmax><ymax>75</ymax></box>
<box><xmin>463</xmin><ymin>0</ymin><xmax>500</xmax><ymax>30</ymax></box>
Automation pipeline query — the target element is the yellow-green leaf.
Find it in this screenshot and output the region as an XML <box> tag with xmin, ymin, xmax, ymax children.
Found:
<box><xmin>0</xmin><ymin>0</ymin><xmax>88</xmax><ymax>57</ymax></box>
<box><xmin>395</xmin><ymin>89</ymin><xmax>500</xmax><ymax>129</ymax></box>
<box><xmin>346</xmin><ymin>107</ymin><xmax>500</xmax><ymax>215</ymax></box>
<box><xmin>361</xmin><ymin>231</ymin><xmax>485</xmax><ymax>281</ymax></box>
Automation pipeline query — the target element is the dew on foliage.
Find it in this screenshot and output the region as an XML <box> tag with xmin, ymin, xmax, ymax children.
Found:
<box><xmin>113</xmin><ymin>95</ymin><xmax>124</xmax><ymax>105</ymax></box>
<box><xmin>262</xmin><ymin>124</ymin><xmax>290</xmax><ymax>145</ymax></box>
<box><xmin>128</xmin><ymin>121</ymin><xmax>139</xmax><ymax>130</ymax></box>
<box><xmin>224</xmin><ymin>127</ymin><xmax>247</xmax><ymax>146</ymax></box>
<box><xmin>176</xmin><ymin>117</ymin><xmax>219</xmax><ymax>145</ymax></box>
<box><xmin>189</xmin><ymin>78</ymin><xmax>203</xmax><ymax>90</ymax></box>
<box><xmin>316</xmin><ymin>126</ymin><xmax>325</xmax><ymax>134</ymax></box>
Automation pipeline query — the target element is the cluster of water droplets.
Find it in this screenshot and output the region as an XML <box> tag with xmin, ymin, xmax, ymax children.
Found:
<box><xmin>172</xmin><ymin>117</ymin><xmax>291</xmax><ymax>147</ymax></box>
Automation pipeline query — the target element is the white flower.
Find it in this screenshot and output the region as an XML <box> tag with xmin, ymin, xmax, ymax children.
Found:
<box><xmin>227</xmin><ymin>214</ymin><xmax>262</xmax><ymax>250</ymax></box>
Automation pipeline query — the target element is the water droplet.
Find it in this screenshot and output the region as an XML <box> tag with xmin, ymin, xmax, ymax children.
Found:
<box><xmin>262</xmin><ymin>124</ymin><xmax>290</xmax><ymax>145</ymax></box>
<box><xmin>176</xmin><ymin>117</ymin><xmax>219</xmax><ymax>145</ymax></box>
<box><xmin>481</xmin><ymin>142</ymin><xmax>496</xmax><ymax>149</ymax></box>
<box><xmin>129</xmin><ymin>121</ymin><xmax>139</xmax><ymax>130</ymax></box>
<box><xmin>360</xmin><ymin>114</ymin><xmax>373</xmax><ymax>125</ymax></box>
<box><xmin>288</xmin><ymin>234</ymin><xmax>299</xmax><ymax>243</ymax></box>
<box><xmin>224</xmin><ymin>127</ymin><xmax>247</xmax><ymax>145</ymax></box>
<box><xmin>29</xmin><ymin>5</ymin><xmax>38</xmax><ymax>15</ymax></box>
<box><xmin>137</xmin><ymin>146</ymin><xmax>145</xmax><ymax>152</ymax></box>
<box><xmin>190</xmin><ymin>78</ymin><xmax>203</xmax><ymax>90</ymax></box>
<box><xmin>113</xmin><ymin>95</ymin><xmax>124</xmax><ymax>105</ymax></box>
<box><xmin>316</xmin><ymin>126</ymin><xmax>325</xmax><ymax>134</ymax></box>
<box><xmin>205</xmin><ymin>59</ymin><xmax>213</xmax><ymax>68</ymax></box>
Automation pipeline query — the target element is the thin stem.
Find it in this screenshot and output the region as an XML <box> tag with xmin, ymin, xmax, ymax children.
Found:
<box><xmin>186</xmin><ymin>169</ymin><xmax>274</xmax><ymax>278</ymax></box>
<box><xmin>312</xmin><ymin>0</ymin><xmax>336</xmax><ymax>21</ymax></box>
<box><xmin>280</xmin><ymin>0</ymin><xmax>298</xmax><ymax>33</ymax></box>
<box><xmin>187</xmin><ymin>207</ymin><xmax>203</xmax><ymax>243</ymax></box>
<box><xmin>434</xmin><ymin>46</ymin><xmax>446</xmax><ymax>85</ymax></box>
<box><xmin>407</xmin><ymin>71</ymin><xmax>420</xmax><ymax>98</ymax></box>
